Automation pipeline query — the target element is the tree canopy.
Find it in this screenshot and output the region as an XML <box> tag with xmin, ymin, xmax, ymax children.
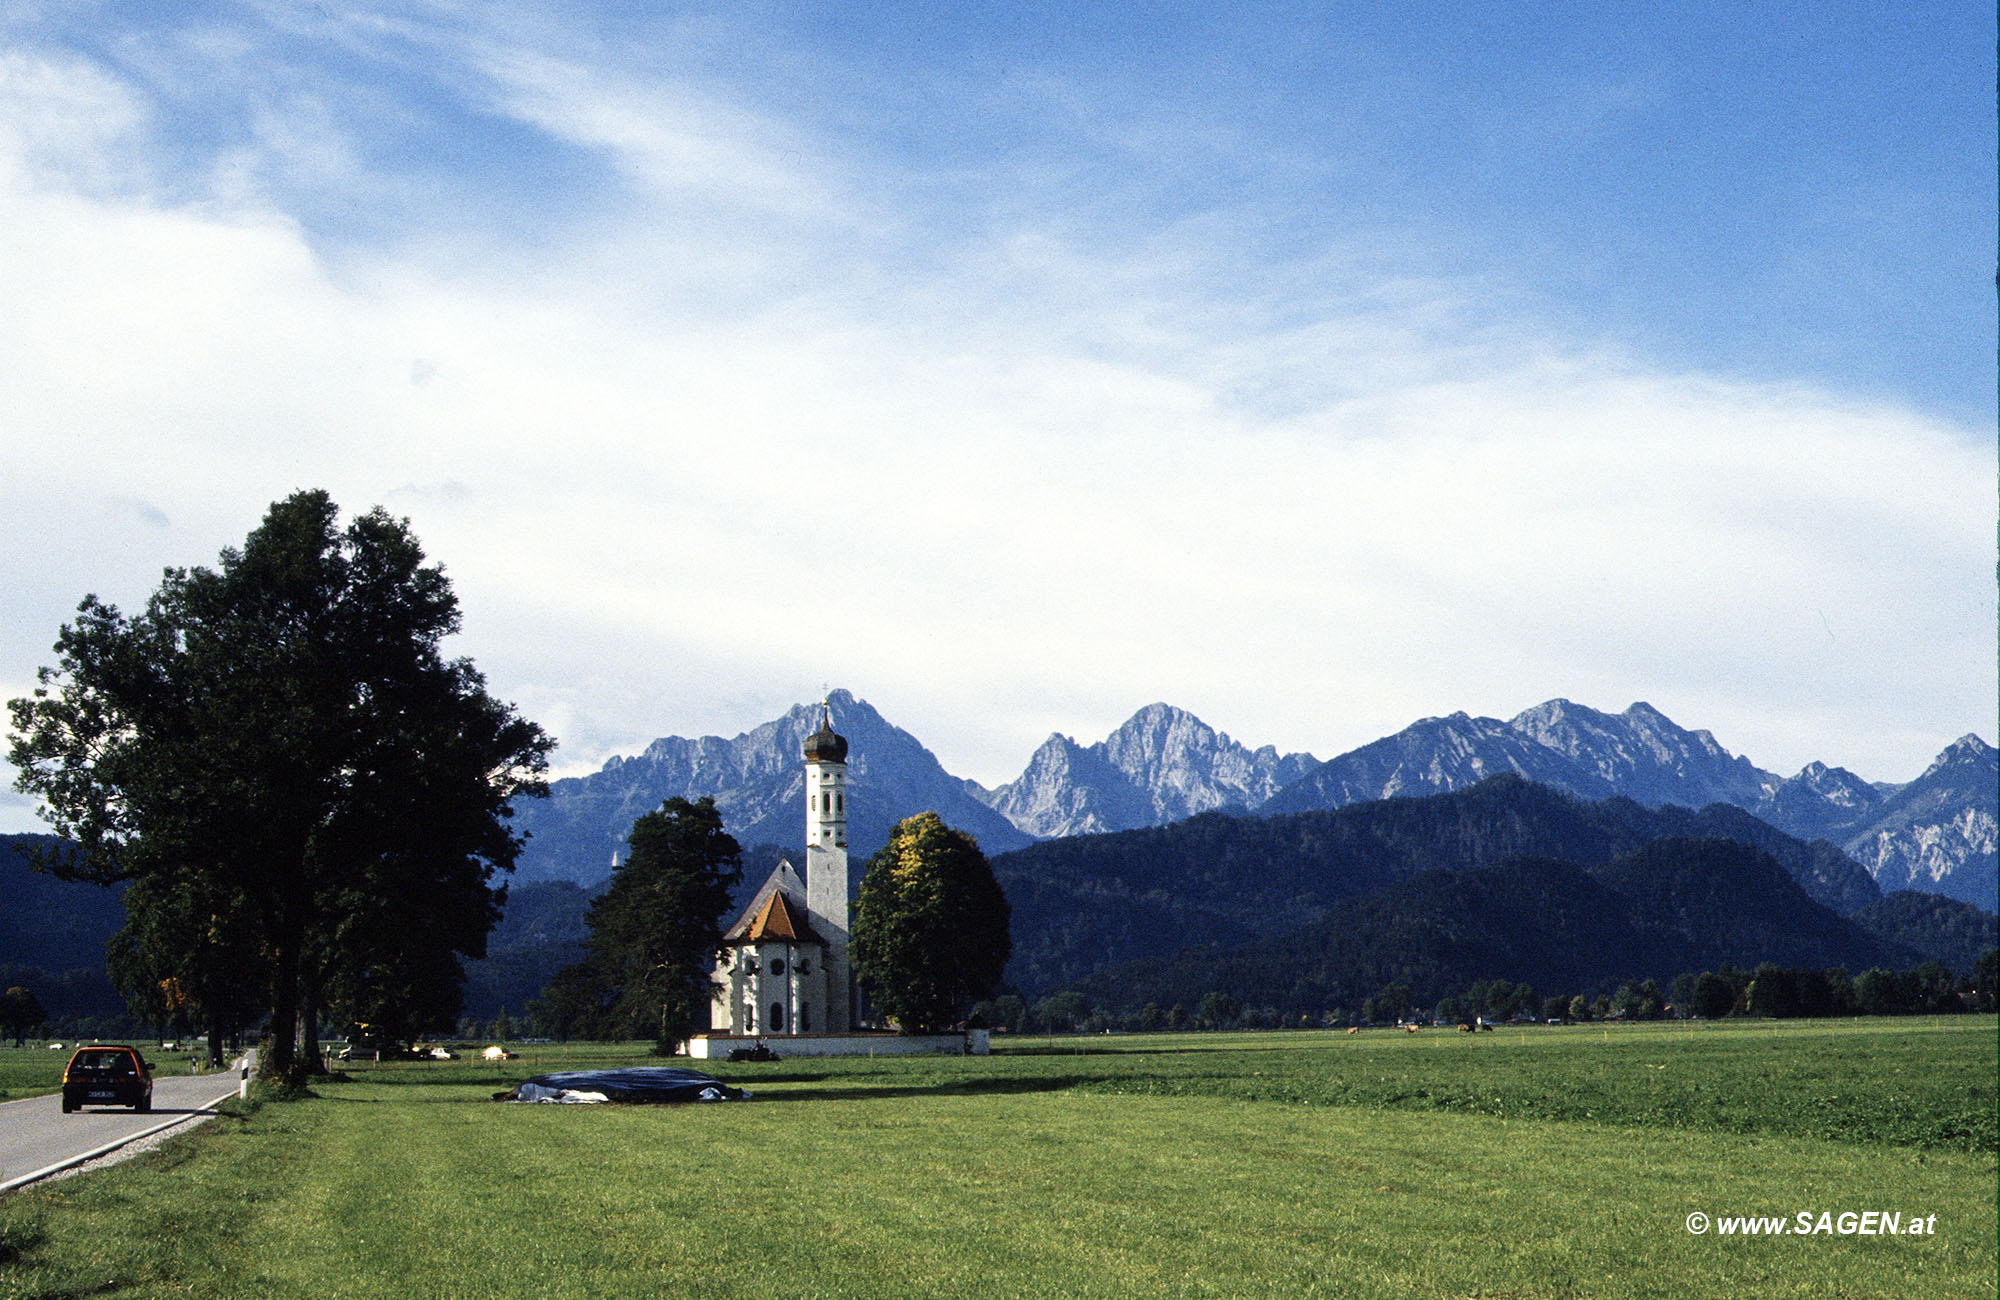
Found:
<box><xmin>851</xmin><ymin>812</ymin><xmax>1011</xmax><ymax>1035</ymax></box>
<box><xmin>0</xmin><ymin>986</ymin><xmax>46</xmax><ymax>1047</ymax></box>
<box><xmin>575</xmin><ymin>796</ymin><xmax>743</xmax><ymax>1053</ymax></box>
<box><xmin>7</xmin><ymin>491</ymin><xmax>551</xmax><ymax>1080</ymax></box>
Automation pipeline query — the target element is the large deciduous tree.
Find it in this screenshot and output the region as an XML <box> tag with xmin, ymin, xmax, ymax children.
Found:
<box><xmin>851</xmin><ymin>812</ymin><xmax>1011</xmax><ymax>1035</ymax></box>
<box><xmin>7</xmin><ymin>491</ymin><xmax>551</xmax><ymax>1081</ymax></box>
<box><xmin>0</xmin><ymin>986</ymin><xmax>46</xmax><ymax>1047</ymax></box>
<box><xmin>580</xmin><ymin>797</ymin><xmax>743</xmax><ymax>1053</ymax></box>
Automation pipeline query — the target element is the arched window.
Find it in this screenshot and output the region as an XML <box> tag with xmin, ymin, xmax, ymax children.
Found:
<box><xmin>799</xmin><ymin>1005</ymin><xmax>810</xmax><ymax>1032</ymax></box>
<box><xmin>770</xmin><ymin>1003</ymin><xmax>786</xmax><ymax>1032</ymax></box>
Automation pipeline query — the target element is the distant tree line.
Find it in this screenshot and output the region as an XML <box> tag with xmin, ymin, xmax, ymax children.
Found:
<box><xmin>976</xmin><ymin>949</ymin><xmax>1996</xmax><ymax>1035</ymax></box>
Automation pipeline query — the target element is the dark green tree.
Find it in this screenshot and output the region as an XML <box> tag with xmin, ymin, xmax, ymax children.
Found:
<box><xmin>851</xmin><ymin>812</ymin><xmax>1011</xmax><ymax>1035</ymax></box>
<box><xmin>526</xmin><ymin>962</ymin><xmax>612</xmax><ymax>1042</ymax></box>
<box><xmin>1033</xmin><ymin>990</ymin><xmax>1090</xmax><ymax>1034</ymax></box>
<box><xmin>0</xmin><ymin>986</ymin><xmax>46</xmax><ymax>1046</ymax></box>
<box><xmin>1612</xmin><ymin>979</ymin><xmax>1664</xmax><ymax>1020</ymax></box>
<box><xmin>1197</xmin><ymin>991</ymin><xmax>1241</xmax><ymax>1029</ymax></box>
<box><xmin>1689</xmin><ymin>971</ymin><xmax>1737</xmax><ymax>1019</ymax></box>
<box><xmin>7</xmin><ymin>491</ymin><xmax>551</xmax><ymax>1080</ymax></box>
<box><xmin>1973</xmin><ymin>949</ymin><xmax>1998</xmax><ymax>1013</ymax></box>
<box><xmin>106</xmin><ymin>869</ymin><xmax>264</xmax><ymax>1064</ymax></box>
<box><xmin>580</xmin><ymin>797</ymin><xmax>743</xmax><ymax>1053</ymax></box>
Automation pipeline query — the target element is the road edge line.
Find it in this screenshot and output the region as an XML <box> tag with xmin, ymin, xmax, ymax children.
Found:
<box><xmin>0</xmin><ymin>1057</ymin><xmax>251</xmax><ymax>1195</ymax></box>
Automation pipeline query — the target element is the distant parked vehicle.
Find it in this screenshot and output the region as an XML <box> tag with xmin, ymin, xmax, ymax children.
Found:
<box><xmin>61</xmin><ymin>1045</ymin><xmax>154</xmax><ymax>1113</ymax></box>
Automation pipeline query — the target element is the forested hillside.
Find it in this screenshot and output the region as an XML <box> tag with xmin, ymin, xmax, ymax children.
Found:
<box><xmin>990</xmin><ymin>775</ymin><xmax>1881</xmax><ymax>994</ymax></box>
<box><xmin>1072</xmin><ymin>839</ymin><xmax>1914</xmax><ymax>1019</ymax></box>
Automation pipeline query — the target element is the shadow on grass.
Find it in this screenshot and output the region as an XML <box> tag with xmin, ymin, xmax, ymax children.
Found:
<box><xmin>745</xmin><ymin>1075</ymin><xmax>1091</xmax><ymax>1103</ymax></box>
<box><xmin>463</xmin><ymin>1074</ymin><xmax>1098</xmax><ymax>1107</ymax></box>
<box><xmin>323</xmin><ymin>1071</ymin><xmax>527</xmax><ymax>1090</ymax></box>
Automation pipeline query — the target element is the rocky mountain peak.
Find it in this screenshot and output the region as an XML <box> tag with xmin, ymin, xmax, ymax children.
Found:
<box><xmin>984</xmin><ymin>704</ymin><xmax>1317</xmax><ymax>839</ymax></box>
<box><xmin>1924</xmin><ymin>734</ymin><xmax>1998</xmax><ymax>779</ymax></box>
<box><xmin>508</xmin><ymin>688</ymin><xmax>1031</xmax><ymax>885</ymax></box>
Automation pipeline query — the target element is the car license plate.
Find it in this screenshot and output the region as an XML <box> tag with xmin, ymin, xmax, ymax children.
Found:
<box><xmin>88</xmin><ymin>1091</ymin><xmax>115</xmax><ymax>1100</ymax></box>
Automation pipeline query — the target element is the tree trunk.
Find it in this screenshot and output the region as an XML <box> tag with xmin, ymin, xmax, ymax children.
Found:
<box><xmin>299</xmin><ymin>975</ymin><xmax>326</xmax><ymax>1075</ymax></box>
<box><xmin>264</xmin><ymin>914</ymin><xmax>301</xmax><ymax>1081</ymax></box>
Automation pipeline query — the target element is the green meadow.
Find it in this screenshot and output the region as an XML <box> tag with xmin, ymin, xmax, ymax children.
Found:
<box><xmin>0</xmin><ymin>1050</ymin><xmax>67</xmax><ymax>1105</ymax></box>
<box><xmin>1</xmin><ymin>1018</ymin><xmax>1992</xmax><ymax>1300</ymax></box>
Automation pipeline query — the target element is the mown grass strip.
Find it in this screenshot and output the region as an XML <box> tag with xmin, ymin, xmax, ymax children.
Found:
<box><xmin>2</xmin><ymin>1075</ymin><xmax>1991</xmax><ymax>1300</ymax></box>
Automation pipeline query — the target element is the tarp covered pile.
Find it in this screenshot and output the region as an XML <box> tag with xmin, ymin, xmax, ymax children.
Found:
<box><xmin>497</xmin><ymin>1066</ymin><xmax>750</xmax><ymax>1104</ymax></box>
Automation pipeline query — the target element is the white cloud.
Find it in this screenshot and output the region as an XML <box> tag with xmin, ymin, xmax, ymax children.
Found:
<box><xmin>0</xmin><ymin>49</ymin><xmax>147</xmax><ymax>191</ymax></box>
<box><xmin>0</xmin><ymin>14</ymin><xmax>1990</xmax><ymax>835</ymax></box>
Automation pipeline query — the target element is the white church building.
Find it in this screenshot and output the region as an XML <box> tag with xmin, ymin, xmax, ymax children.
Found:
<box><xmin>689</xmin><ymin>701</ymin><xmax>988</xmax><ymax>1059</ymax></box>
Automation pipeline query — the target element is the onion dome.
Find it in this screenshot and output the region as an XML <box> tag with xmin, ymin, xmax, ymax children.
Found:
<box><xmin>803</xmin><ymin>703</ymin><xmax>847</xmax><ymax>763</ymax></box>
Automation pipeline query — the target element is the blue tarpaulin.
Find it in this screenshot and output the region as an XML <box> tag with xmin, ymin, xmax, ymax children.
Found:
<box><xmin>501</xmin><ymin>1066</ymin><xmax>750</xmax><ymax>1104</ymax></box>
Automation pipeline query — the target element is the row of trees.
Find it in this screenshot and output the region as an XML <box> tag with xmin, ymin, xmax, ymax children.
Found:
<box><xmin>997</xmin><ymin>950</ymin><xmax>1998</xmax><ymax>1035</ymax></box>
<box><xmin>529</xmin><ymin>806</ymin><xmax>1013</xmax><ymax>1048</ymax></box>
<box><xmin>8</xmin><ymin>494</ymin><xmax>552</xmax><ymax>1079</ymax></box>
<box><xmin>1669</xmin><ymin>958</ymin><xmax>1993</xmax><ymax>1019</ymax></box>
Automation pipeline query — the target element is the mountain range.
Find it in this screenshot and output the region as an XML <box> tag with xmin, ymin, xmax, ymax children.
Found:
<box><xmin>510</xmin><ymin>690</ymin><xmax>1032</xmax><ymax>884</ymax></box>
<box><xmin>1069</xmin><ymin>838</ymin><xmax>1937</xmax><ymax>1021</ymax></box>
<box><xmin>989</xmin><ymin>774</ymin><xmax>1895</xmax><ymax>995</ymax></box>
<box><xmin>1259</xmin><ymin>700</ymin><xmax>1995</xmax><ymax>909</ymax></box>
<box><xmin>513</xmin><ymin>693</ymin><xmax>1995</xmax><ymax>909</ymax></box>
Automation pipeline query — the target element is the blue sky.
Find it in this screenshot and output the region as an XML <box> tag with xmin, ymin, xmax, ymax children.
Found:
<box><xmin>0</xmin><ymin>1</ymin><xmax>1992</xmax><ymax>829</ymax></box>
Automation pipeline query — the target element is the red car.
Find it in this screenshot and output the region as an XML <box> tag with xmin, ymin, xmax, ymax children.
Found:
<box><xmin>60</xmin><ymin>1045</ymin><xmax>155</xmax><ymax>1113</ymax></box>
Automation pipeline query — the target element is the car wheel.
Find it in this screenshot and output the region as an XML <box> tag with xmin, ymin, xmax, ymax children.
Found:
<box><xmin>61</xmin><ymin>1096</ymin><xmax>75</xmax><ymax>1113</ymax></box>
<box><xmin>135</xmin><ymin>1094</ymin><xmax>150</xmax><ymax>1114</ymax></box>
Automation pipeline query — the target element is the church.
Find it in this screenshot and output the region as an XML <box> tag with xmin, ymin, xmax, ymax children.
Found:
<box><xmin>707</xmin><ymin>701</ymin><xmax>856</xmax><ymax>1037</ymax></box>
<box><xmin>691</xmin><ymin>699</ymin><xmax>989</xmax><ymax>1058</ymax></box>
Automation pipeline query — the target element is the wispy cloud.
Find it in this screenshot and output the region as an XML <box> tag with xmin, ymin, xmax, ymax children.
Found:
<box><xmin>0</xmin><ymin>4</ymin><xmax>1989</xmax><ymax>825</ymax></box>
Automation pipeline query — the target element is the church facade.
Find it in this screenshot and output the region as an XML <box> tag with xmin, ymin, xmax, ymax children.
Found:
<box><xmin>708</xmin><ymin>703</ymin><xmax>855</xmax><ymax>1037</ymax></box>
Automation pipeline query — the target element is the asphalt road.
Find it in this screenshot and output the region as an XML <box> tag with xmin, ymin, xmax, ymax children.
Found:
<box><xmin>0</xmin><ymin>1055</ymin><xmax>251</xmax><ymax>1192</ymax></box>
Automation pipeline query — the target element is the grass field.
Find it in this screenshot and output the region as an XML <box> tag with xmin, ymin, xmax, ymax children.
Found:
<box><xmin>0</xmin><ymin>1049</ymin><xmax>68</xmax><ymax>1105</ymax></box>
<box><xmin>0</xmin><ymin>1043</ymin><xmax>226</xmax><ymax>1105</ymax></box>
<box><xmin>1</xmin><ymin>1018</ymin><xmax>1993</xmax><ymax>1299</ymax></box>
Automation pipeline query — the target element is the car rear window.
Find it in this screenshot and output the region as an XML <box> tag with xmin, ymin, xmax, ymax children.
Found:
<box><xmin>74</xmin><ymin>1050</ymin><xmax>136</xmax><ymax>1070</ymax></box>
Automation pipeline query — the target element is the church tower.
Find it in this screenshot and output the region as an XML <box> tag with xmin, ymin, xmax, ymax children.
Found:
<box><xmin>802</xmin><ymin>700</ymin><xmax>854</xmax><ymax>1032</ymax></box>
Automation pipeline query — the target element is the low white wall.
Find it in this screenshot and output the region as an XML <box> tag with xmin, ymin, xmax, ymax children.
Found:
<box><xmin>688</xmin><ymin>1030</ymin><xmax>989</xmax><ymax>1059</ymax></box>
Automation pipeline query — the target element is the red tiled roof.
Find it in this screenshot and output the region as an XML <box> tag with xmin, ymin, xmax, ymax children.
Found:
<box><xmin>742</xmin><ymin>890</ymin><xmax>820</xmax><ymax>944</ymax></box>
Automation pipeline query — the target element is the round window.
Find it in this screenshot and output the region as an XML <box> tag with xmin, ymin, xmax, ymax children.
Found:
<box><xmin>770</xmin><ymin>958</ymin><xmax>785</xmax><ymax>975</ymax></box>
